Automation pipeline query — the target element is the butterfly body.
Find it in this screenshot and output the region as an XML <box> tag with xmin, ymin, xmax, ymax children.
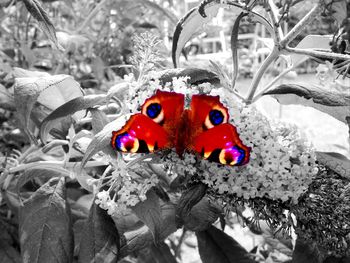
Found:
<box><xmin>111</xmin><ymin>90</ymin><xmax>250</xmax><ymax>166</ymax></box>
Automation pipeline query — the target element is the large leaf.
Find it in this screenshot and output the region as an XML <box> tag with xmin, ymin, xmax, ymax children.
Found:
<box><xmin>22</xmin><ymin>0</ymin><xmax>61</xmax><ymax>49</ymax></box>
<box><xmin>14</xmin><ymin>73</ymin><xmax>83</xmax><ymax>143</ymax></box>
<box><xmin>316</xmin><ymin>152</ymin><xmax>350</xmax><ymax>179</ymax></box>
<box><xmin>0</xmin><ymin>83</ymin><xmax>15</xmax><ymax>111</ymax></box>
<box><xmin>183</xmin><ymin>197</ymin><xmax>222</xmax><ymax>232</ymax></box>
<box><xmin>40</xmin><ymin>94</ymin><xmax>107</xmax><ymax>142</ymax></box>
<box><xmin>78</xmin><ymin>201</ymin><xmax>120</xmax><ymax>263</ymax></box>
<box><xmin>0</xmin><ymin>239</ymin><xmax>21</xmax><ymax>263</ymax></box>
<box><xmin>154</xmin><ymin>67</ymin><xmax>219</xmax><ymax>86</ymax></box>
<box><xmin>119</xmin><ymin>201</ymin><xmax>177</xmax><ymax>257</ymax></box>
<box><xmin>264</xmin><ymin>83</ymin><xmax>350</xmax><ymax>124</ymax></box>
<box><xmin>19</xmin><ymin>177</ymin><xmax>73</xmax><ymax>263</ymax></box>
<box><xmin>176</xmin><ymin>183</ymin><xmax>207</xmax><ymax>226</ymax></box>
<box><xmin>291</xmin><ymin>239</ymin><xmax>322</xmax><ymax>263</ymax></box>
<box><xmin>17</xmin><ymin>167</ymin><xmax>71</xmax><ymax>192</ymax></box>
<box><xmin>196</xmin><ymin>225</ymin><xmax>256</xmax><ymax>263</ymax></box>
<box><xmin>89</xmin><ymin>108</ymin><xmax>110</xmax><ymax>134</ymax></box>
<box><xmin>149</xmin><ymin>241</ymin><xmax>177</xmax><ymax>263</ymax></box>
<box><xmin>131</xmin><ymin>189</ymin><xmax>162</xmax><ymax>243</ymax></box>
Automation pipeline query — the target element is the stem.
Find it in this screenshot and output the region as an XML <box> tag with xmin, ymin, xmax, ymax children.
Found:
<box><xmin>280</xmin><ymin>4</ymin><xmax>321</xmax><ymax>47</ymax></box>
<box><xmin>246</xmin><ymin>47</ymin><xmax>280</xmax><ymax>103</ymax></box>
<box><xmin>267</xmin><ymin>0</ymin><xmax>283</xmax><ymax>43</ymax></box>
<box><xmin>251</xmin><ymin>66</ymin><xmax>293</xmax><ymax>103</ymax></box>
<box><xmin>286</xmin><ymin>47</ymin><xmax>350</xmax><ymax>61</ymax></box>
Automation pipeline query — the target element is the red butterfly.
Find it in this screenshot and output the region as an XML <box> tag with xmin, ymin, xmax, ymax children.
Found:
<box><xmin>111</xmin><ymin>90</ymin><xmax>250</xmax><ymax>166</ymax></box>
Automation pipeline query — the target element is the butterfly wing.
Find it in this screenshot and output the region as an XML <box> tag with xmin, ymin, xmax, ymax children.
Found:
<box><xmin>111</xmin><ymin>90</ymin><xmax>184</xmax><ymax>153</ymax></box>
<box><xmin>188</xmin><ymin>94</ymin><xmax>250</xmax><ymax>166</ymax></box>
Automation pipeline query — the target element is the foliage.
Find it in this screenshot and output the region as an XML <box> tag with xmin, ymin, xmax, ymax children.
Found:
<box><xmin>0</xmin><ymin>0</ymin><xmax>350</xmax><ymax>263</ymax></box>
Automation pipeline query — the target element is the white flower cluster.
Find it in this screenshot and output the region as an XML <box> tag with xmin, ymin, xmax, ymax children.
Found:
<box><xmin>95</xmin><ymin>160</ymin><xmax>159</xmax><ymax>216</ymax></box>
<box><xmin>96</xmin><ymin>76</ymin><xmax>318</xmax><ymax>215</ymax></box>
<box><xmin>157</xmin><ymin>82</ymin><xmax>318</xmax><ymax>203</ymax></box>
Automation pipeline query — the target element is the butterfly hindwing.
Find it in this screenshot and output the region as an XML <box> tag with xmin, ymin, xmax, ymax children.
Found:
<box><xmin>189</xmin><ymin>94</ymin><xmax>250</xmax><ymax>166</ymax></box>
<box><xmin>111</xmin><ymin>90</ymin><xmax>184</xmax><ymax>153</ymax></box>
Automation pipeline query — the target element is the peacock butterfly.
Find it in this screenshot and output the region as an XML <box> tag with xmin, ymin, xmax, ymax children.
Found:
<box><xmin>111</xmin><ymin>90</ymin><xmax>250</xmax><ymax>166</ymax></box>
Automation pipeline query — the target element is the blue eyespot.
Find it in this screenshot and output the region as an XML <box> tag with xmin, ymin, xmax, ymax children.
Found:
<box><xmin>146</xmin><ymin>103</ymin><xmax>162</xmax><ymax>119</ymax></box>
<box><xmin>209</xmin><ymin>110</ymin><xmax>224</xmax><ymax>125</ymax></box>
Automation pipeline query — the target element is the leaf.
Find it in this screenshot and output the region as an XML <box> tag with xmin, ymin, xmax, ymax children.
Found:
<box><xmin>19</xmin><ymin>177</ymin><xmax>74</xmax><ymax>263</ymax></box>
<box><xmin>40</xmin><ymin>94</ymin><xmax>107</xmax><ymax>143</ymax></box>
<box><xmin>264</xmin><ymin>83</ymin><xmax>350</xmax><ymax>124</ymax></box>
<box><xmin>0</xmin><ymin>83</ymin><xmax>15</xmax><ymax>111</ymax></box>
<box><xmin>17</xmin><ymin>167</ymin><xmax>71</xmax><ymax>192</ymax></box>
<box><xmin>150</xmin><ymin>241</ymin><xmax>177</xmax><ymax>263</ymax></box>
<box><xmin>80</xmin><ymin>115</ymin><xmax>130</xmax><ymax>169</ymax></box>
<box><xmin>131</xmin><ymin>189</ymin><xmax>162</xmax><ymax>243</ymax></box>
<box><xmin>172</xmin><ymin>1</ymin><xmax>221</xmax><ymax>67</ymax></box>
<box><xmin>328</xmin><ymin>0</ymin><xmax>347</xmax><ymax>25</ymax></box>
<box><xmin>14</xmin><ymin>74</ymin><xmax>84</xmax><ymax>143</ymax></box>
<box><xmin>154</xmin><ymin>67</ymin><xmax>219</xmax><ymax>86</ymax></box>
<box><xmin>176</xmin><ymin>183</ymin><xmax>207</xmax><ymax>226</ymax></box>
<box><xmin>183</xmin><ymin>197</ymin><xmax>222</xmax><ymax>232</ymax></box>
<box><xmin>119</xmin><ymin>201</ymin><xmax>177</xmax><ymax>257</ymax></box>
<box><xmin>231</xmin><ymin>12</ymin><xmax>247</xmax><ymax>88</ymax></box>
<box><xmin>172</xmin><ymin>0</ymin><xmax>273</xmax><ymax>67</ymax></box>
<box><xmin>22</xmin><ymin>0</ymin><xmax>61</xmax><ymax>50</ymax></box>
<box><xmin>196</xmin><ymin>225</ymin><xmax>256</xmax><ymax>263</ymax></box>
<box><xmin>0</xmin><ymin>239</ymin><xmax>21</xmax><ymax>263</ymax></box>
<box><xmin>290</xmin><ymin>35</ymin><xmax>333</xmax><ymax>67</ymax></box>
<box><xmin>78</xmin><ymin>201</ymin><xmax>119</xmax><ymax>263</ymax></box>
<box><xmin>316</xmin><ymin>152</ymin><xmax>350</xmax><ymax>179</ymax></box>
<box><xmin>89</xmin><ymin>108</ymin><xmax>109</xmax><ymax>134</ymax></box>
<box><xmin>291</xmin><ymin>239</ymin><xmax>322</xmax><ymax>263</ymax></box>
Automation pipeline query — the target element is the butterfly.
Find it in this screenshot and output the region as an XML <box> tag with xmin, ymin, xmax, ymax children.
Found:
<box><xmin>111</xmin><ymin>90</ymin><xmax>250</xmax><ymax>166</ymax></box>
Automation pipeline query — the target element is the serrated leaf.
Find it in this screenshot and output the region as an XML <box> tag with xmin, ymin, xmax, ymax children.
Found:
<box><xmin>80</xmin><ymin>115</ymin><xmax>130</xmax><ymax>169</ymax></box>
<box><xmin>197</xmin><ymin>225</ymin><xmax>255</xmax><ymax>263</ymax></box>
<box><xmin>11</xmin><ymin>67</ymin><xmax>50</xmax><ymax>78</ymax></box>
<box><xmin>316</xmin><ymin>151</ymin><xmax>350</xmax><ymax>179</ymax></box>
<box><xmin>22</xmin><ymin>0</ymin><xmax>61</xmax><ymax>50</ymax></box>
<box><xmin>264</xmin><ymin>83</ymin><xmax>350</xmax><ymax>124</ymax></box>
<box><xmin>78</xmin><ymin>201</ymin><xmax>119</xmax><ymax>263</ymax></box>
<box><xmin>150</xmin><ymin>241</ymin><xmax>177</xmax><ymax>263</ymax></box>
<box><xmin>131</xmin><ymin>189</ymin><xmax>162</xmax><ymax>243</ymax></box>
<box><xmin>89</xmin><ymin>108</ymin><xmax>109</xmax><ymax>134</ymax></box>
<box><xmin>19</xmin><ymin>177</ymin><xmax>73</xmax><ymax>263</ymax></box>
<box><xmin>40</xmin><ymin>94</ymin><xmax>107</xmax><ymax>143</ymax></box>
<box><xmin>14</xmin><ymin>74</ymin><xmax>83</xmax><ymax>143</ymax></box>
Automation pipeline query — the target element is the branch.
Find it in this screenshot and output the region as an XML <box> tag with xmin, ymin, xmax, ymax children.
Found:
<box><xmin>246</xmin><ymin>47</ymin><xmax>280</xmax><ymax>103</ymax></box>
<box><xmin>286</xmin><ymin>47</ymin><xmax>350</xmax><ymax>61</ymax></box>
<box><xmin>280</xmin><ymin>4</ymin><xmax>321</xmax><ymax>47</ymax></box>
